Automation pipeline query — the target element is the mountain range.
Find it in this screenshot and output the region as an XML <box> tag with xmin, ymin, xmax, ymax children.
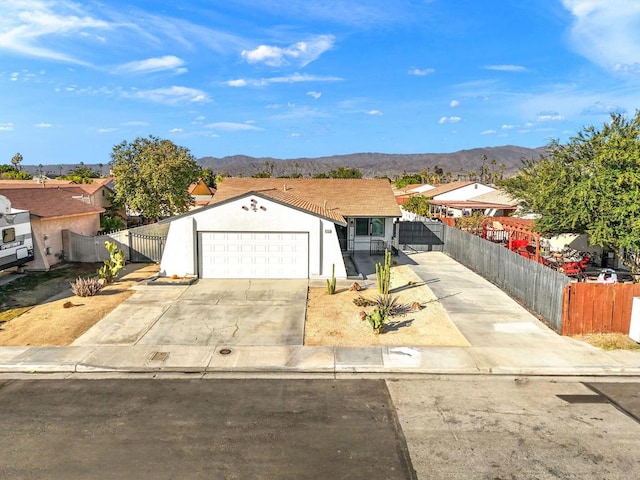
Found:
<box><xmin>21</xmin><ymin>145</ymin><xmax>545</xmax><ymax>179</ymax></box>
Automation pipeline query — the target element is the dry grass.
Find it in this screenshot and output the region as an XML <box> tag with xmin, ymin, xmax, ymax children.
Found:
<box><xmin>0</xmin><ymin>263</ymin><xmax>158</xmax><ymax>346</ymax></box>
<box><xmin>573</xmin><ymin>333</ymin><xmax>640</xmax><ymax>351</ymax></box>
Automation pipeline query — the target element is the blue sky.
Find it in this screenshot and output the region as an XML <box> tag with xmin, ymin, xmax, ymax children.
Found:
<box><xmin>1</xmin><ymin>0</ymin><xmax>640</xmax><ymax>166</ymax></box>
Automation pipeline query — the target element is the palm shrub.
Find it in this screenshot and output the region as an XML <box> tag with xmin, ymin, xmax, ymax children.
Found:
<box><xmin>97</xmin><ymin>241</ymin><xmax>125</xmax><ymax>284</ymax></box>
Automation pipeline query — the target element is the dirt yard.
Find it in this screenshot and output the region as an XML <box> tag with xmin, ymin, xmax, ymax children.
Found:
<box><xmin>304</xmin><ymin>266</ymin><xmax>470</xmax><ymax>347</ymax></box>
<box><xmin>0</xmin><ymin>264</ymin><xmax>158</xmax><ymax>346</ymax></box>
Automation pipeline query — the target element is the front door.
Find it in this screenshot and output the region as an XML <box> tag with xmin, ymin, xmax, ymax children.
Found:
<box><xmin>336</xmin><ymin>225</ymin><xmax>348</xmax><ymax>251</ymax></box>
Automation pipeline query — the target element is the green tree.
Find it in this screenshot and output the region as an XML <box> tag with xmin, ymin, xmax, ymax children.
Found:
<box><xmin>110</xmin><ymin>136</ymin><xmax>201</xmax><ymax>221</ymax></box>
<box><xmin>402</xmin><ymin>195</ymin><xmax>431</xmax><ymax>216</ymax></box>
<box><xmin>11</xmin><ymin>152</ymin><xmax>23</xmax><ymax>170</ymax></box>
<box><xmin>200</xmin><ymin>168</ymin><xmax>217</xmax><ymax>188</ymax></box>
<box><xmin>58</xmin><ymin>163</ymin><xmax>100</xmax><ymax>183</ymax></box>
<box><xmin>328</xmin><ymin>166</ymin><xmax>362</xmax><ymax>179</ymax></box>
<box><xmin>393</xmin><ymin>172</ymin><xmax>423</xmax><ymax>188</ymax></box>
<box><xmin>0</xmin><ymin>164</ymin><xmax>32</xmax><ymax>179</ymax></box>
<box><xmin>500</xmin><ymin>112</ymin><xmax>640</xmax><ymax>273</ymax></box>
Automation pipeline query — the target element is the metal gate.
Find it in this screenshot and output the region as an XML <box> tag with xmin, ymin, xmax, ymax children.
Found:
<box><xmin>398</xmin><ymin>221</ymin><xmax>445</xmax><ymax>252</ymax></box>
<box><xmin>129</xmin><ymin>233</ymin><xmax>166</xmax><ymax>263</ymax></box>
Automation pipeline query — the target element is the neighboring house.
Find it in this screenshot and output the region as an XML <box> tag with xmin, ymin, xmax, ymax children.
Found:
<box><xmin>160</xmin><ymin>178</ymin><xmax>401</xmax><ymax>279</ymax></box>
<box><xmin>0</xmin><ymin>188</ymin><xmax>104</xmax><ymax>270</ymax></box>
<box><xmin>394</xmin><ymin>183</ymin><xmax>436</xmax><ymax>207</ymax></box>
<box><xmin>0</xmin><ymin>177</ymin><xmax>115</xmax><ymax>209</ymax></box>
<box><xmin>400</xmin><ymin>181</ymin><xmax>513</xmax><ymax>219</ymax></box>
<box><xmin>188</xmin><ymin>178</ymin><xmax>216</xmax><ymax>209</ymax></box>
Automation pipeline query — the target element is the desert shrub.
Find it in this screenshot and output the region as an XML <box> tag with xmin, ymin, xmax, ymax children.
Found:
<box><xmin>353</xmin><ymin>295</ymin><xmax>375</xmax><ymax>307</ymax></box>
<box><xmin>326</xmin><ymin>264</ymin><xmax>336</xmax><ymax>295</ymax></box>
<box><xmin>370</xmin><ymin>294</ymin><xmax>411</xmax><ymax>317</ymax></box>
<box><xmin>70</xmin><ymin>277</ymin><xmax>104</xmax><ymax>297</ymax></box>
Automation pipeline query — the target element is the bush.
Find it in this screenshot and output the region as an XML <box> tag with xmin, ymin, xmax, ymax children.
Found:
<box><xmin>70</xmin><ymin>277</ymin><xmax>104</xmax><ymax>297</ymax></box>
<box><xmin>97</xmin><ymin>241</ymin><xmax>125</xmax><ymax>283</ymax></box>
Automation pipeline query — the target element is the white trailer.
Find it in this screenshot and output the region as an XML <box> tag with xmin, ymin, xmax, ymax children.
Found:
<box><xmin>0</xmin><ymin>194</ymin><xmax>34</xmax><ymax>270</ymax></box>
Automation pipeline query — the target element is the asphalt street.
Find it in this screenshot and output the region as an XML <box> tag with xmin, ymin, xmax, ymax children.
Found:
<box><xmin>0</xmin><ymin>377</ymin><xmax>638</xmax><ymax>479</ymax></box>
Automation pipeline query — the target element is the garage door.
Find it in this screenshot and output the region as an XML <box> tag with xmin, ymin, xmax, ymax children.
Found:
<box><xmin>199</xmin><ymin>232</ymin><xmax>309</xmax><ymax>278</ymax></box>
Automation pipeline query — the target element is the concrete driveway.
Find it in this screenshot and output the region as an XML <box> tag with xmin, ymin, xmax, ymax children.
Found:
<box><xmin>73</xmin><ymin>279</ymin><xmax>308</xmax><ymax>346</ymax></box>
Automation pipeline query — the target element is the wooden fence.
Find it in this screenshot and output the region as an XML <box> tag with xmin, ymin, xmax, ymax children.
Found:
<box><xmin>562</xmin><ymin>283</ymin><xmax>640</xmax><ymax>335</ymax></box>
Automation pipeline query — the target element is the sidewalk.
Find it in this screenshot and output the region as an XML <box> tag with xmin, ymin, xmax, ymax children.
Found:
<box><xmin>1</xmin><ymin>252</ymin><xmax>639</xmax><ymax>377</ymax></box>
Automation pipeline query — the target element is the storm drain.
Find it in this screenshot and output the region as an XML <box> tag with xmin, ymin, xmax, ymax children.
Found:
<box><xmin>149</xmin><ymin>351</ymin><xmax>170</xmax><ymax>362</ymax></box>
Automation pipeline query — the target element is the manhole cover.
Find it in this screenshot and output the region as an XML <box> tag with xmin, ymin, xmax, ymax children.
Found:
<box><xmin>219</xmin><ymin>348</ymin><xmax>232</xmax><ymax>355</ymax></box>
<box><xmin>149</xmin><ymin>351</ymin><xmax>169</xmax><ymax>362</ymax></box>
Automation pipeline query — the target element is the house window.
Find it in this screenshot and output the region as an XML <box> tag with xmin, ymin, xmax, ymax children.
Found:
<box><xmin>371</xmin><ymin>218</ymin><xmax>385</xmax><ymax>237</ymax></box>
<box><xmin>2</xmin><ymin>227</ymin><xmax>16</xmax><ymax>243</ymax></box>
<box><xmin>355</xmin><ymin>218</ymin><xmax>369</xmax><ymax>236</ymax></box>
<box><xmin>354</xmin><ymin>218</ymin><xmax>385</xmax><ymax>236</ymax></box>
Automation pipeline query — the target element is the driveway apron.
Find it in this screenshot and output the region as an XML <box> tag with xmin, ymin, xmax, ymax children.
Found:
<box><xmin>73</xmin><ymin>279</ymin><xmax>308</xmax><ymax>346</ymax></box>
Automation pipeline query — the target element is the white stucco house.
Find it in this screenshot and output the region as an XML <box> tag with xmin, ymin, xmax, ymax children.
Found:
<box><xmin>159</xmin><ymin>178</ymin><xmax>401</xmax><ymax>279</ymax></box>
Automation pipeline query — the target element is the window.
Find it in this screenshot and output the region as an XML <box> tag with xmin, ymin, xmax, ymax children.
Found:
<box><xmin>354</xmin><ymin>218</ymin><xmax>385</xmax><ymax>236</ymax></box>
<box><xmin>355</xmin><ymin>218</ymin><xmax>369</xmax><ymax>236</ymax></box>
<box><xmin>2</xmin><ymin>228</ymin><xmax>16</xmax><ymax>243</ymax></box>
<box><xmin>371</xmin><ymin>218</ymin><xmax>385</xmax><ymax>237</ymax></box>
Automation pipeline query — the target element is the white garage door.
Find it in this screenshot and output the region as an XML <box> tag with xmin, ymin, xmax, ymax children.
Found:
<box><xmin>199</xmin><ymin>232</ymin><xmax>309</xmax><ymax>279</ymax></box>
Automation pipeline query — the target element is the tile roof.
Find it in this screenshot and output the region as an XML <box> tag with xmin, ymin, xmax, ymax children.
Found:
<box><xmin>212</xmin><ymin>178</ymin><xmax>401</xmax><ymax>217</ymax></box>
<box><xmin>0</xmin><ymin>177</ymin><xmax>113</xmax><ymax>196</ymax></box>
<box><xmin>0</xmin><ymin>188</ymin><xmax>104</xmax><ymax>218</ymax></box>
<box><xmin>419</xmin><ymin>181</ymin><xmax>474</xmax><ymax>197</ymax></box>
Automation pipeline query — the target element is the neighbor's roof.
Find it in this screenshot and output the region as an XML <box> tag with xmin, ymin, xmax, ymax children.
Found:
<box><xmin>212</xmin><ymin>178</ymin><xmax>401</xmax><ymax>217</ymax></box>
<box><xmin>419</xmin><ymin>181</ymin><xmax>474</xmax><ymax>197</ymax></box>
<box><xmin>0</xmin><ymin>188</ymin><xmax>104</xmax><ymax>219</ymax></box>
<box><xmin>428</xmin><ymin>199</ymin><xmax>518</xmax><ymax>210</ymax></box>
<box><xmin>467</xmin><ymin>189</ymin><xmax>518</xmax><ymax>206</ymax></box>
<box><xmin>0</xmin><ymin>177</ymin><xmax>113</xmax><ymax>196</ymax></box>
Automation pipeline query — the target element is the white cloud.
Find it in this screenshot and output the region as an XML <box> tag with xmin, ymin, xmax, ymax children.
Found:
<box><xmin>290</xmin><ymin>132</ymin><xmax>301</xmax><ymax>138</ymax></box>
<box><xmin>562</xmin><ymin>0</ymin><xmax>640</xmax><ymax>72</ymax></box>
<box><xmin>227</xmin><ymin>79</ymin><xmax>247</xmax><ymax>87</ymax></box>
<box><xmin>483</xmin><ymin>64</ymin><xmax>527</xmax><ymax>72</ymax></box>
<box><xmin>481</xmin><ymin>129</ymin><xmax>496</xmax><ymax>135</ymax></box>
<box><xmin>365</xmin><ymin>110</ymin><xmax>383</xmax><ymax>116</ymax></box>
<box><xmin>169</xmin><ymin>127</ymin><xmax>183</xmax><ymax>132</ymax></box>
<box><xmin>35</xmin><ymin>122</ymin><xmax>52</xmax><ymax>128</ymax></box>
<box><xmin>241</xmin><ymin>34</ymin><xmax>334</xmax><ymax>67</ymax></box>
<box><xmin>0</xmin><ymin>1</ymin><xmax>109</xmax><ymax>64</ymax></box>
<box><xmin>581</xmin><ymin>101</ymin><xmax>626</xmax><ymax>115</ymax></box>
<box><xmin>501</xmin><ymin>124</ymin><xmax>516</xmax><ymax>130</ymax></box>
<box><xmin>408</xmin><ymin>68</ymin><xmax>435</xmax><ymax>76</ymax></box>
<box><xmin>123</xmin><ymin>86</ymin><xmax>210</xmax><ymax>104</ymax></box>
<box><xmin>450</xmin><ymin>100</ymin><xmax>460</xmax><ymax>107</ymax></box>
<box><xmin>536</xmin><ymin>112</ymin><xmax>565</xmax><ymax>122</ymax></box>
<box><xmin>227</xmin><ymin>73</ymin><xmax>342</xmax><ymax>87</ymax></box>
<box><xmin>115</xmin><ymin>55</ymin><xmax>187</xmax><ymax>74</ymax></box>
<box><xmin>97</xmin><ymin>127</ymin><xmax>116</xmax><ymax>133</ymax></box>
<box><xmin>204</xmin><ymin>122</ymin><xmax>263</xmax><ymax>131</ymax></box>
<box><xmin>0</xmin><ymin>122</ymin><xmax>14</xmax><ymax>131</ymax></box>
<box><xmin>438</xmin><ymin>116</ymin><xmax>461</xmax><ymax>124</ymax></box>
<box><xmin>307</xmin><ymin>91</ymin><xmax>322</xmax><ymax>99</ymax></box>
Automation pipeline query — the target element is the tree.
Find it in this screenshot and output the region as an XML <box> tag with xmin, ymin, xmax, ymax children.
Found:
<box><xmin>11</xmin><ymin>152</ymin><xmax>23</xmax><ymax>171</ymax></box>
<box><xmin>393</xmin><ymin>172</ymin><xmax>423</xmax><ymax>189</ymax></box>
<box><xmin>110</xmin><ymin>136</ymin><xmax>201</xmax><ymax>221</ymax></box>
<box><xmin>402</xmin><ymin>195</ymin><xmax>431</xmax><ymax>216</ymax></box>
<box><xmin>328</xmin><ymin>166</ymin><xmax>362</xmax><ymax>179</ymax></box>
<box><xmin>0</xmin><ymin>164</ymin><xmax>32</xmax><ymax>180</ymax></box>
<box><xmin>58</xmin><ymin>163</ymin><xmax>100</xmax><ymax>183</ymax></box>
<box><xmin>500</xmin><ymin>112</ymin><xmax>640</xmax><ymax>273</ymax></box>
